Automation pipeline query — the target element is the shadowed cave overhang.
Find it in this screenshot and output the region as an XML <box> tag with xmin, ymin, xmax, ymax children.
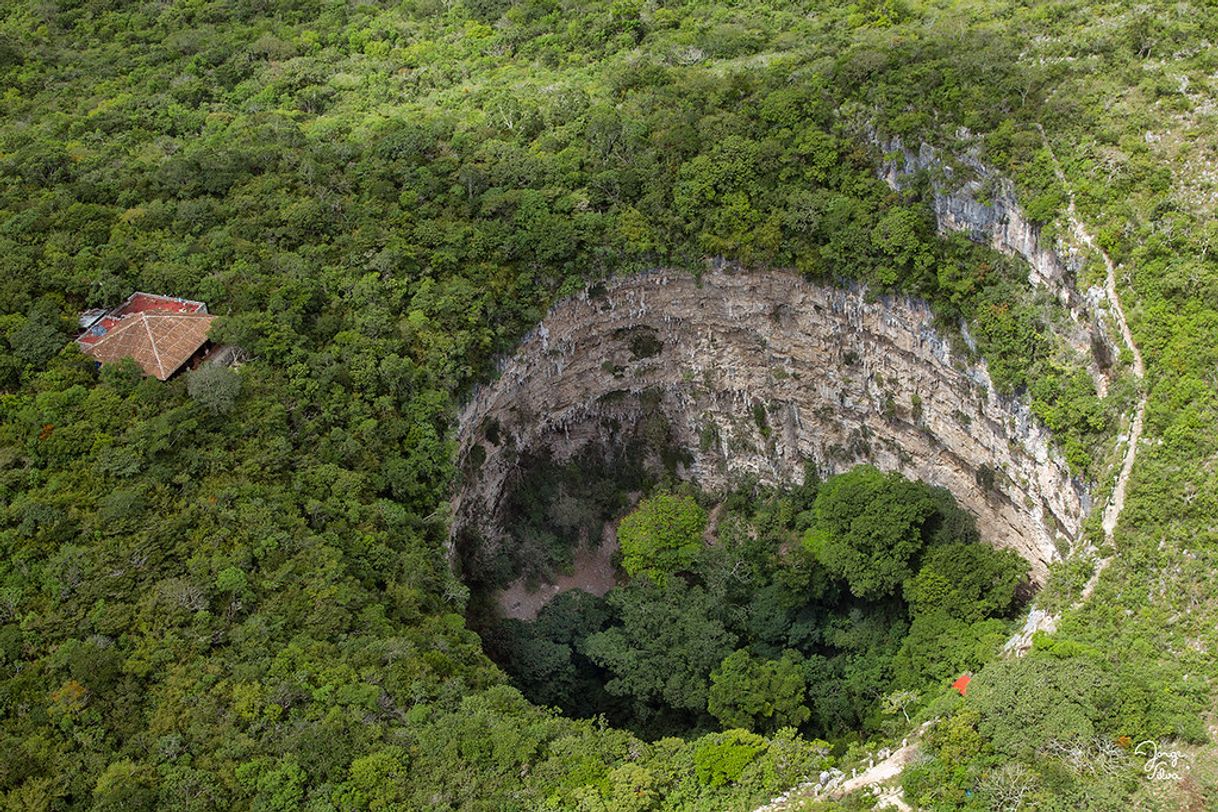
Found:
<box><xmin>451</xmin><ymin>267</ymin><xmax>1091</xmax><ymax>584</ymax></box>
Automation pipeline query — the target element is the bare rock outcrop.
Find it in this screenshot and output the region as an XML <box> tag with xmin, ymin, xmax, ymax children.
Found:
<box><xmin>452</xmin><ymin>267</ymin><xmax>1089</xmax><ymax>582</ymax></box>
<box><xmin>876</xmin><ymin>136</ymin><xmax>1116</xmax><ymax>392</ymax></box>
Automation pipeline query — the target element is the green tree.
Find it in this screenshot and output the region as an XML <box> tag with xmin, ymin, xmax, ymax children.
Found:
<box><xmin>571</xmin><ymin>763</ymin><xmax>658</xmax><ymax>812</ymax></box>
<box><xmin>968</xmin><ymin>655</ymin><xmax>1116</xmax><ymax>759</ymax></box>
<box><xmin>891</xmin><ymin>611</ymin><xmax>1006</xmax><ymax>690</ymax></box>
<box><xmin>881</xmin><ymin>689</ymin><xmax>920</xmax><ymax>724</ymax></box>
<box><xmin>583</xmin><ymin>580</ymin><xmax>736</xmax><ymax>717</ymax></box>
<box><xmin>92</xmin><ymin>760</ymin><xmax>159</xmax><ymax>812</ymax></box>
<box><xmin>237</xmin><ymin>756</ymin><xmax>308</xmax><ymax>812</ymax></box>
<box><xmin>338</xmin><ymin>747</ymin><xmax>410</xmax><ymax>811</ymax></box>
<box><xmin>692</xmin><ymin>729</ymin><xmax>766</xmax><ymax>787</ymax></box>
<box><xmin>902</xmin><ymin>710</ymin><xmax>984</xmax><ymax>808</ymax></box>
<box><xmin>187</xmin><ymin>364</ymin><xmax>242</xmax><ymax>415</ymax></box>
<box><xmin>707</xmin><ymin>649</ymin><xmax>810</xmax><ymax>733</ymax></box>
<box><xmin>903</xmin><ymin>543</ymin><xmax>1028</xmax><ymax>622</ymax></box>
<box><xmin>9</xmin><ymin>301</ymin><xmax>66</xmax><ymax>368</ymax></box>
<box><xmin>871</xmin><ymin>206</ymin><xmax>935</xmax><ymax>288</ymax></box>
<box><xmin>616</xmin><ymin>492</ymin><xmax>707</xmax><ymax>583</ymax></box>
<box><xmin>804</xmin><ymin>466</ymin><xmax>943</xmax><ymax>599</ymax></box>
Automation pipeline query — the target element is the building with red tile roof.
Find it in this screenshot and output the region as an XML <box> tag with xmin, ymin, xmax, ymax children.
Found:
<box><xmin>77</xmin><ymin>293</ymin><xmax>215</xmax><ymax>380</ymax></box>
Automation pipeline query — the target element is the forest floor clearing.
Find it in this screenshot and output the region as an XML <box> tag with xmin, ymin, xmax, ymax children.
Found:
<box><xmin>495</xmin><ymin>524</ymin><xmax>620</xmax><ymax>620</ymax></box>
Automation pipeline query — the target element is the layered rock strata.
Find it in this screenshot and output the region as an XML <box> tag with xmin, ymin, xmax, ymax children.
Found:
<box><xmin>453</xmin><ymin>267</ymin><xmax>1089</xmax><ymax>582</ymax></box>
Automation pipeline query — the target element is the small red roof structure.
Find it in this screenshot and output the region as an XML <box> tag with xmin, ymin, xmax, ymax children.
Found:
<box><xmin>77</xmin><ymin>293</ymin><xmax>215</xmax><ymax>380</ymax></box>
<box><xmin>952</xmin><ymin>673</ymin><xmax>972</xmax><ymax>696</ymax></box>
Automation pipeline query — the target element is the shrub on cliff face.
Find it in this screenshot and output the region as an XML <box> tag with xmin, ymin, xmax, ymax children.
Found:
<box><xmin>617</xmin><ymin>492</ymin><xmax>707</xmax><ymax>583</ymax></box>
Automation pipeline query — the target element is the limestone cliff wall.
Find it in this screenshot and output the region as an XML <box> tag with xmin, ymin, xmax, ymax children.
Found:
<box><xmin>453</xmin><ymin>268</ymin><xmax>1089</xmax><ymax>582</ymax></box>
<box><xmin>876</xmin><ymin>136</ymin><xmax>1115</xmax><ymax>390</ymax></box>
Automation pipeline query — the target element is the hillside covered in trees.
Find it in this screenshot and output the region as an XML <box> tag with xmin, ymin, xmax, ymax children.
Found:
<box><xmin>1</xmin><ymin>0</ymin><xmax>1217</xmax><ymax>809</ymax></box>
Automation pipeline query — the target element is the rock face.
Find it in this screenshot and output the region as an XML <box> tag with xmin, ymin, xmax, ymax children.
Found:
<box><xmin>876</xmin><ymin>136</ymin><xmax>1115</xmax><ymax>391</ymax></box>
<box><xmin>453</xmin><ymin>267</ymin><xmax>1089</xmax><ymax>582</ymax></box>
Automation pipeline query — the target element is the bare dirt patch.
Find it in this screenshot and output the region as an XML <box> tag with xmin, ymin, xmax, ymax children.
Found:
<box><xmin>496</xmin><ymin>523</ymin><xmax>621</xmax><ymax>621</ymax></box>
<box><xmin>703</xmin><ymin>502</ymin><xmax>723</xmax><ymax>545</ymax></box>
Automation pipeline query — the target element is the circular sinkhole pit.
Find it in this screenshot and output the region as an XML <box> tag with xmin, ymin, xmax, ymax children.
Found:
<box><xmin>447</xmin><ymin>268</ymin><xmax>1091</xmax><ymax>738</ymax></box>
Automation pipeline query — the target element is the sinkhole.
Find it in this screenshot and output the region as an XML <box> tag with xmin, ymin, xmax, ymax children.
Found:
<box><xmin>449</xmin><ymin>267</ymin><xmax>1088</xmax><ymax>739</ymax></box>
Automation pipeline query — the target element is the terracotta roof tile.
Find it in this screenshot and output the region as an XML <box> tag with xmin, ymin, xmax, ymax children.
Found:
<box><xmin>81</xmin><ymin>312</ymin><xmax>215</xmax><ymax>380</ymax></box>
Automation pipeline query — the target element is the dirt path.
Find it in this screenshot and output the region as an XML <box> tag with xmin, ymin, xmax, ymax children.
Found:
<box><xmin>828</xmin><ymin>741</ymin><xmax>919</xmax><ymax>801</ymax></box>
<box><xmin>752</xmin><ymin>726</ymin><xmax>929</xmax><ymax>812</ymax></box>
<box><xmin>1038</xmin><ymin>125</ymin><xmax>1148</xmax><ymax>606</ymax></box>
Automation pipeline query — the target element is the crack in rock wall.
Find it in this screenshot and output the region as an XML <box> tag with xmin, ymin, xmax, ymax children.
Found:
<box><xmin>452</xmin><ymin>267</ymin><xmax>1089</xmax><ymax>583</ymax></box>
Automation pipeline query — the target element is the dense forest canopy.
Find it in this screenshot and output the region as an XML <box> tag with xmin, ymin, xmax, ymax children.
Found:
<box><xmin>0</xmin><ymin>0</ymin><xmax>1216</xmax><ymax>809</ymax></box>
<box><xmin>483</xmin><ymin>469</ymin><xmax>1031</xmax><ymax>743</ymax></box>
